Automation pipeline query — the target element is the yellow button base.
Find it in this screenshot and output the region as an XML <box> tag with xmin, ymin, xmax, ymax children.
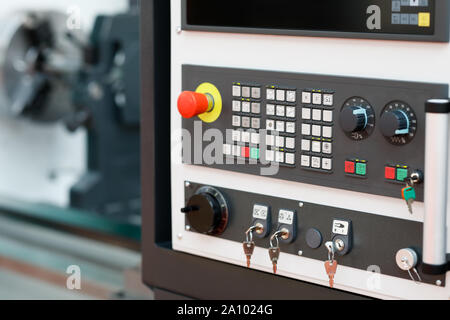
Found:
<box><xmin>196</xmin><ymin>82</ymin><xmax>222</xmax><ymax>123</ymax></box>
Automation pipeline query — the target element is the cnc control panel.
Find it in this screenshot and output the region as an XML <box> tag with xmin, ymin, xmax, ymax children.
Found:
<box><xmin>141</xmin><ymin>0</ymin><xmax>450</xmax><ymax>301</ymax></box>
<box><xmin>172</xmin><ymin>65</ymin><xmax>450</xmax><ymax>299</ymax></box>
<box><xmin>180</xmin><ymin>65</ymin><xmax>448</xmax><ymax>201</ymax></box>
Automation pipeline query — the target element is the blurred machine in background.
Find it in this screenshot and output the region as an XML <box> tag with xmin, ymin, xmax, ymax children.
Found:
<box><xmin>0</xmin><ymin>0</ymin><xmax>141</xmax><ymax>226</ymax></box>
<box><xmin>0</xmin><ymin>0</ymin><xmax>145</xmax><ymax>300</ymax></box>
<box><xmin>68</xmin><ymin>8</ymin><xmax>141</xmax><ymax>224</ymax></box>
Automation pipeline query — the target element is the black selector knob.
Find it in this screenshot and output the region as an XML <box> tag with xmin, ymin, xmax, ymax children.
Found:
<box><xmin>340</xmin><ymin>106</ymin><xmax>368</xmax><ymax>133</ymax></box>
<box><xmin>182</xmin><ymin>186</ymin><xmax>229</xmax><ymax>235</ymax></box>
<box><xmin>379</xmin><ymin>110</ymin><xmax>410</xmax><ymax>137</ymax></box>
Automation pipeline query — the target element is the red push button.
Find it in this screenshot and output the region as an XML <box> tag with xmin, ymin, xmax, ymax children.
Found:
<box><xmin>385</xmin><ymin>166</ymin><xmax>396</xmax><ymax>180</ymax></box>
<box><xmin>177</xmin><ymin>91</ymin><xmax>210</xmax><ymax>118</ymax></box>
<box><xmin>241</xmin><ymin>147</ymin><xmax>250</xmax><ymax>158</ymax></box>
<box><xmin>345</xmin><ymin>161</ymin><xmax>355</xmax><ymax>174</ymax></box>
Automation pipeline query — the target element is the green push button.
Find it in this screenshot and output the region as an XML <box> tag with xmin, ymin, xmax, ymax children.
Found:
<box><xmin>396</xmin><ymin>168</ymin><xmax>408</xmax><ymax>182</ymax></box>
<box><xmin>250</xmin><ymin>148</ymin><xmax>260</xmax><ymax>160</ymax></box>
<box><xmin>355</xmin><ymin>163</ymin><xmax>367</xmax><ymax>176</ymax></box>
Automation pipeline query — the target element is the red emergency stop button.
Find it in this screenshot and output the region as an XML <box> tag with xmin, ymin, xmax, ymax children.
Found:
<box><xmin>177</xmin><ymin>91</ymin><xmax>212</xmax><ymax>119</ymax></box>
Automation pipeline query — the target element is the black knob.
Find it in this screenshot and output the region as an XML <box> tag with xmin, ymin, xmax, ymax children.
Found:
<box><xmin>380</xmin><ymin>110</ymin><xmax>409</xmax><ymax>137</ymax></box>
<box><xmin>182</xmin><ymin>188</ymin><xmax>228</xmax><ymax>235</ymax></box>
<box><xmin>340</xmin><ymin>106</ymin><xmax>368</xmax><ymax>133</ymax></box>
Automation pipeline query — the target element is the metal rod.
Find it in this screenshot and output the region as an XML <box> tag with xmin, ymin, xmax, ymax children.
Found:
<box><xmin>423</xmin><ymin>99</ymin><xmax>450</xmax><ymax>273</ymax></box>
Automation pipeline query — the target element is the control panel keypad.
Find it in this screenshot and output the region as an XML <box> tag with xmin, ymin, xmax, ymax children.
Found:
<box><xmin>228</xmin><ymin>84</ymin><xmax>336</xmax><ymax>169</ymax></box>
<box><xmin>300</xmin><ymin>90</ymin><xmax>335</xmax><ymax>173</ymax></box>
<box><xmin>226</xmin><ymin>83</ymin><xmax>299</xmax><ymax>166</ymax></box>
<box><xmin>264</xmin><ymin>86</ymin><xmax>297</xmax><ymax>166</ymax></box>
<box><xmin>183</xmin><ymin>65</ymin><xmax>446</xmax><ymax>201</ymax></box>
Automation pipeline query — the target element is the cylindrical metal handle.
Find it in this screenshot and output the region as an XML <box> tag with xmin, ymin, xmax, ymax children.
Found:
<box><xmin>422</xmin><ymin>99</ymin><xmax>450</xmax><ymax>274</ymax></box>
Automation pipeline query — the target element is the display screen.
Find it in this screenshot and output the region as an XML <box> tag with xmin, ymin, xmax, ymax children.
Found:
<box><xmin>185</xmin><ymin>0</ymin><xmax>435</xmax><ymax>36</ymax></box>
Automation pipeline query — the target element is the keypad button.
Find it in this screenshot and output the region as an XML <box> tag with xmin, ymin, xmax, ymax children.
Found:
<box><xmin>312</xmin><ymin>141</ymin><xmax>321</xmax><ymax>153</ymax></box>
<box><xmin>312</xmin><ymin>109</ymin><xmax>322</xmax><ymax>121</ymax></box>
<box><xmin>302</xmin><ymin>92</ymin><xmax>312</xmax><ymax>104</ymax></box>
<box><xmin>345</xmin><ymin>161</ymin><xmax>355</xmax><ymax>174</ymax></box>
<box><xmin>302</xmin><ymin>108</ymin><xmax>311</xmax><ymax>120</ymax></box>
<box><xmin>266</xmin><ymin>104</ymin><xmax>275</xmax><ymax>116</ymax></box>
<box><xmin>251</xmin><ymin>118</ymin><xmax>261</xmax><ymax>129</ymax></box>
<box><xmin>232</xmin><ymin>130</ymin><xmax>241</xmax><ymax>142</ymax></box>
<box><xmin>232</xmin><ymin>115</ymin><xmax>241</xmax><ymax>127</ymax></box>
<box><xmin>322</xmin><ymin>158</ymin><xmax>332</xmax><ymax>171</ymax></box>
<box><xmin>357</xmin><ymin>163</ymin><xmax>367</xmax><ymax>176</ymax></box>
<box><xmin>242</xmin><ymin>117</ymin><xmax>251</xmax><ymax>128</ymax></box>
<box><xmin>251</xmin><ymin>87</ymin><xmax>261</xmax><ymax>99</ymax></box>
<box><xmin>266</xmin><ymin>135</ymin><xmax>275</xmax><ymax>146</ymax></box>
<box><xmin>232</xmin><ymin>100</ymin><xmax>241</xmax><ymax>112</ymax></box>
<box><xmin>276</xmin><ymin>121</ymin><xmax>285</xmax><ymax>132</ymax></box>
<box><xmin>285</xmin><ymin>153</ymin><xmax>295</xmax><ymax>165</ymax></box>
<box><xmin>323</xmin><ymin>94</ymin><xmax>333</xmax><ymax>106</ymax></box>
<box><xmin>251</xmin><ymin>133</ymin><xmax>260</xmax><ymax>144</ymax></box>
<box><xmin>241</xmin><ymin>147</ymin><xmax>250</xmax><ymax>158</ymax></box>
<box><xmin>286</xmin><ymin>137</ymin><xmax>295</xmax><ymax>149</ymax></box>
<box><xmin>232</xmin><ymin>145</ymin><xmax>241</xmax><ymax>156</ymax></box>
<box><xmin>397</xmin><ymin>168</ymin><xmax>408</xmax><ymax>181</ymax></box>
<box><xmin>286</xmin><ymin>90</ymin><xmax>296</xmax><ymax>103</ymax></box>
<box><xmin>241</xmin><ymin>131</ymin><xmax>250</xmax><ymax>143</ymax></box>
<box><xmin>302</xmin><ymin>124</ymin><xmax>311</xmax><ymax>135</ymax></box>
<box><xmin>311</xmin><ymin>156</ymin><xmax>321</xmax><ymax>168</ymax></box>
<box><xmin>266</xmin><ymin>135</ymin><xmax>275</xmax><ymax>147</ymax></box>
<box><xmin>250</xmin><ymin>148</ymin><xmax>260</xmax><ymax>160</ymax></box>
<box><xmin>286</xmin><ymin>122</ymin><xmax>296</xmax><ymax>134</ymax></box>
<box><xmin>385</xmin><ymin>166</ymin><xmax>396</xmax><ymax>180</ymax></box>
<box><xmin>323</xmin><ymin>110</ymin><xmax>333</xmax><ymax>122</ymax></box>
<box><xmin>286</xmin><ymin>107</ymin><xmax>296</xmax><ymax>118</ymax></box>
<box><xmin>232</xmin><ymin>85</ymin><xmax>241</xmax><ymax>97</ymax></box>
<box><xmin>322</xmin><ymin>142</ymin><xmax>332</xmax><ymax>154</ymax></box>
<box><xmin>312</xmin><ymin>93</ymin><xmax>322</xmax><ymax>105</ymax></box>
<box><xmin>242</xmin><ymin>101</ymin><xmax>251</xmax><ymax>113</ymax></box>
<box><xmin>301</xmin><ymin>139</ymin><xmax>311</xmax><ymax>151</ymax></box>
<box><xmin>275</xmin><ymin>151</ymin><xmax>284</xmax><ymax>163</ymax></box>
<box><xmin>251</xmin><ymin>103</ymin><xmax>261</xmax><ymax>114</ymax></box>
<box><xmin>223</xmin><ymin>144</ymin><xmax>232</xmax><ymax>156</ymax></box>
<box><xmin>322</xmin><ymin>126</ymin><xmax>333</xmax><ymax>138</ymax></box>
<box><xmin>312</xmin><ymin>125</ymin><xmax>321</xmax><ymax>137</ymax></box>
<box><xmin>266</xmin><ymin>89</ymin><xmax>275</xmax><ymax>100</ymax></box>
<box><xmin>276</xmin><ymin>105</ymin><xmax>285</xmax><ymax>117</ymax></box>
<box><xmin>266</xmin><ymin>150</ymin><xmax>275</xmax><ymax>162</ymax></box>
<box><xmin>266</xmin><ymin>119</ymin><xmax>275</xmax><ymax>131</ymax></box>
<box><xmin>242</xmin><ymin>87</ymin><xmax>251</xmax><ymax>98</ymax></box>
<box><xmin>276</xmin><ymin>90</ymin><xmax>285</xmax><ymax>101</ymax></box>
<box><xmin>275</xmin><ymin>136</ymin><xmax>285</xmax><ymax>148</ymax></box>
<box><xmin>301</xmin><ymin>155</ymin><xmax>310</xmax><ymax>167</ymax></box>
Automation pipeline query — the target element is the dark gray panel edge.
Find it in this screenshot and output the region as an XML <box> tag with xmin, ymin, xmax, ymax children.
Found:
<box><xmin>181</xmin><ymin>0</ymin><xmax>450</xmax><ymax>42</ymax></box>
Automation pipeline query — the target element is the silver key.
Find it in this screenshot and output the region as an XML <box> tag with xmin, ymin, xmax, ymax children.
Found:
<box><xmin>243</xmin><ymin>241</ymin><xmax>255</xmax><ymax>268</ymax></box>
<box><xmin>407</xmin><ymin>199</ymin><xmax>414</xmax><ymax>214</ymax></box>
<box><xmin>268</xmin><ymin>246</ymin><xmax>280</xmax><ymax>274</ymax></box>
